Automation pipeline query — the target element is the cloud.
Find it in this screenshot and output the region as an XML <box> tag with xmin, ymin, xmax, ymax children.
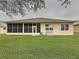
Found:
<box><xmin>0</xmin><ymin>0</ymin><xmax>79</xmax><ymax>21</ymax></box>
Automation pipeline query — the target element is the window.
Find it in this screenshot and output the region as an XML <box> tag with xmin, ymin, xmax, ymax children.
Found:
<box><xmin>7</xmin><ymin>23</ymin><xmax>40</xmax><ymax>33</ymax></box>
<box><xmin>7</xmin><ymin>23</ymin><xmax>23</xmax><ymax>33</ymax></box>
<box><xmin>65</xmin><ymin>24</ymin><xmax>69</xmax><ymax>30</ymax></box>
<box><xmin>18</xmin><ymin>24</ymin><xmax>23</xmax><ymax>33</ymax></box>
<box><xmin>7</xmin><ymin>23</ymin><xmax>12</xmax><ymax>32</ymax></box>
<box><xmin>33</xmin><ymin>24</ymin><xmax>36</xmax><ymax>26</ymax></box>
<box><xmin>24</xmin><ymin>23</ymin><xmax>32</xmax><ymax>33</ymax></box>
<box><xmin>13</xmin><ymin>24</ymin><xmax>17</xmax><ymax>32</ymax></box>
<box><xmin>61</xmin><ymin>24</ymin><xmax>69</xmax><ymax>31</ymax></box>
<box><xmin>37</xmin><ymin>23</ymin><xmax>40</xmax><ymax>33</ymax></box>
<box><xmin>28</xmin><ymin>23</ymin><xmax>32</xmax><ymax>33</ymax></box>
<box><xmin>45</xmin><ymin>24</ymin><xmax>53</xmax><ymax>31</ymax></box>
<box><xmin>24</xmin><ymin>24</ymin><xmax>28</xmax><ymax>32</ymax></box>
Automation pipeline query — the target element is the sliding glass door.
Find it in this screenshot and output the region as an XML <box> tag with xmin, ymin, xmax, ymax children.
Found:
<box><xmin>24</xmin><ymin>23</ymin><xmax>40</xmax><ymax>33</ymax></box>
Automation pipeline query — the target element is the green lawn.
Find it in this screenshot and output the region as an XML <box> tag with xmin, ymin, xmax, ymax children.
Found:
<box><xmin>0</xmin><ymin>35</ymin><xmax>79</xmax><ymax>59</ymax></box>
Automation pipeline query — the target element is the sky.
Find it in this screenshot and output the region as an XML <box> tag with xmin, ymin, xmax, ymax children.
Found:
<box><xmin>0</xmin><ymin>0</ymin><xmax>79</xmax><ymax>21</ymax></box>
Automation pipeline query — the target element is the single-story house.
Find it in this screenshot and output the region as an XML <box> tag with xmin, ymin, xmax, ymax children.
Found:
<box><xmin>2</xmin><ymin>18</ymin><xmax>74</xmax><ymax>35</ymax></box>
<box><xmin>0</xmin><ymin>22</ymin><xmax>6</xmax><ymax>34</ymax></box>
<box><xmin>74</xmin><ymin>21</ymin><xmax>79</xmax><ymax>33</ymax></box>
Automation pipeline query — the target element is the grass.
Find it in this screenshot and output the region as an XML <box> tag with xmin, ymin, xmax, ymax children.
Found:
<box><xmin>0</xmin><ymin>35</ymin><xmax>79</xmax><ymax>59</ymax></box>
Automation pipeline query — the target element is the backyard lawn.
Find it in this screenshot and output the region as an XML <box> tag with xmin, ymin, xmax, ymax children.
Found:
<box><xmin>0</xmin><ymin>35</ymin><xmax>79</xmax><ymax>59</ymax></box>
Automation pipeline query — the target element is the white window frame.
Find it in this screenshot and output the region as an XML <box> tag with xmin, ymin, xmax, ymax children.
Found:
<box><xmin>45</xmin><ymin>24</ymin><xmax>53</xmax><ymax>31</ymax></box>
<box><xmin>61</xmin><ymin>24</ymin><xmax>69</xmax><ymax>31</ymax></box>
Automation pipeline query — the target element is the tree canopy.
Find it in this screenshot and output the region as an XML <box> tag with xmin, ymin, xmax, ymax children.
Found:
<box><xmin>0</xmin><ymin>0</ymin><xmax>71</xmax><ymax>17</ymax></box>
<box><xmin>57</xmin><ymin>0</ymin><xmax>71</xmax><ymax>8</ymax></box>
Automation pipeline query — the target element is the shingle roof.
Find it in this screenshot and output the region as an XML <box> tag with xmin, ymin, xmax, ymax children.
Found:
<box><xmin>4</xmin><ymin>18</ymin><xmax>75</xmax><ymax>23</ymax></box>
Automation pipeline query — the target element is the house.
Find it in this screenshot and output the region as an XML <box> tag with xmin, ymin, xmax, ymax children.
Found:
<box><xmin>3</xmin><ymin>18</ymin><xmax>74</xmax><ymax>35</ymax></box>
<box><xmin>74</xmin><ymin>21</ymin><xmax>79</xmax><ymax>33</ymax></box>
<box><xmin>0</xmin><ymin>21</ymin><xmax>6</xmax><ymax>34</ymax></box>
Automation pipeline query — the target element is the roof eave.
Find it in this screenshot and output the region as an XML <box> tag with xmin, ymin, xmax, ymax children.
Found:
<box><xmin>4</xmin><ymin>18</ymin><xmax>75</xmax><ymax>23</ymax></box>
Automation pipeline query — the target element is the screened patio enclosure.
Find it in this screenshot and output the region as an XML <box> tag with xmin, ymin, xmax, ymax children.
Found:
<box><xmin>7</xmin><ymin>23</ymin><xmax>40</xmax><ymax>33</ymax></box>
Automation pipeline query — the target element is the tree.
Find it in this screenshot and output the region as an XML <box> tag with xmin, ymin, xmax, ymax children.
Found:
<box><xmin>0</xmin><ymin>0</ymin><xmax>71</xmax><ymax>17</ymax></box>
<box><xmin>57</xmin><ymin>0</ymin><xmax>71</xmax><ymax>8</ymax></box>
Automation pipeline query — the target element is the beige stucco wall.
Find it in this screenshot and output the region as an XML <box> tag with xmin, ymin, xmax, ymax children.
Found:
<box><xmin>74</xmin><ymin>25</ymin><xmax>79</xmax><ymax>33</ymax></box>
<box><xmin>0</xmin><ymin>27</ymin><xmax>6</xmax><ymax>34</ymax></box>
<box><xmin>41</xmin><ymin>23</ymin><xmax>74</xmax><ymax>35</ymax></box>
<box><xmin>40</xmin><ymin>23</ymin><xmax>46</xmax><ymax>35</ymax></box>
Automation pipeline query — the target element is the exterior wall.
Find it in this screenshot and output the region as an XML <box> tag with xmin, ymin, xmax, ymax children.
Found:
<box><xmin>5</xmin><ymin>22</ymin><xmax>74</xmax><ymax>35</ymax></box>
<box><xmin>40</xmin><ymin>23</ymin><xmax>46</xmax><ymax>35</ymax></box>
<box><xmin>0</xmin><ymin>27</ymin><xmax>6</xmax><ymax>34</ymax></box>
<box><xmin>53</xmin><ymin>23</ymin><xmax>73</xmax><ymax>35</ymax></box>
<box><xmin>74</xmin><ymin>25</ymin><xmax>79</xmax><ymax>33</ymax></box>
<box><xmin>41</xmin><ymin>23</ymin><xmax>74</xmax><ymax>35</ymax></box>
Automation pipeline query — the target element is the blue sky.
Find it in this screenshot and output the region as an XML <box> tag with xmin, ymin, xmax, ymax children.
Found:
<box><xmin>0</xmin><ymin>0</ymin><xmax>79</xmax><ymax>21</ymax></box>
